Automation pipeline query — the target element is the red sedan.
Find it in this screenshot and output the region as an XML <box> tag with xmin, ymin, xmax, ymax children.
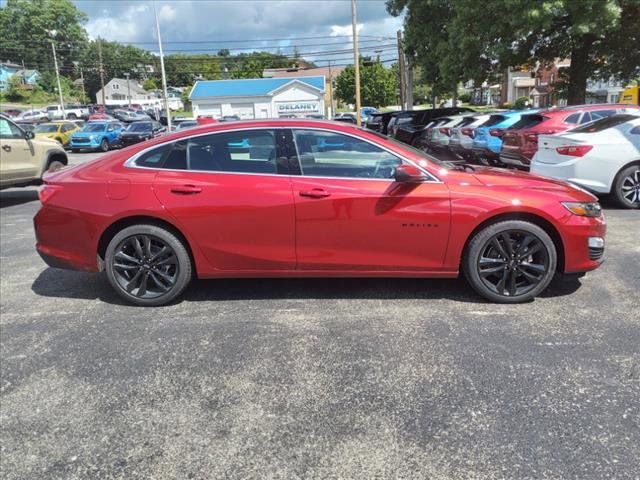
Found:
<box><xmin>34</xmin><ymin>119</ymin><xmax>606</xmax><ymax>306</ymax></box>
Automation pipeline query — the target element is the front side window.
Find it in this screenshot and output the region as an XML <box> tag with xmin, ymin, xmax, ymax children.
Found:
<box><xmin>292</xmin><ymin>129</ymin><xmax>403</xmax><ymax>179</ymax></box>
<box><xmin>160</xmin><ymin>129</ymin><xmax>279</xmax><ymax>174</ymax></box>
<box><xmin>0</xmin><ymin>118</ymin><xmax>24</xmax><ymax>139</ymax></box>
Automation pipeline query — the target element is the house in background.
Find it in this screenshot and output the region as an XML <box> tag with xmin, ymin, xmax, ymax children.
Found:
<box><xmin>586</xmin><ymin>78</ymin><xmax>626</xmax><ymax>104</ymax></box>
<box><xmin>0</xmin><ymin>62</ymin><xmax>40</xmax><ymax>92</ymax></box>
<box><xmin>95</xmin><ymin>78</ymin><xmax>160</xmax><ymax>106</ymax></box>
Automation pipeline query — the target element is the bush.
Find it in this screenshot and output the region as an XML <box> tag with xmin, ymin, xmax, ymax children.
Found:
<box><xmin>458</xmin><ymin>92</ymin><xmax>472</xmax><ymax>103</ymax></box>
<box><xmin>514</xmin><ymin>96</ymin><xmax>531</xmax><ymax>110</ymax></box>
<box><xmin>499</xmin><ymin>102</ymin><xmax>513</xmax><ymax>110</ymax></box>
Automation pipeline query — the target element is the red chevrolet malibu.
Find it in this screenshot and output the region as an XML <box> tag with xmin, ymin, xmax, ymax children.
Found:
<box><xmin>34</xmin><ymin>119</ymin><xmax>606</xmax><ymax>306</ymax></box>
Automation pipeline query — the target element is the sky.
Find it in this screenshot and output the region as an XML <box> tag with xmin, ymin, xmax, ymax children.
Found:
<box><xmin>70</xmin><ymin>0</ymin><xmax>405</xmax><ymax>67</ymax></box>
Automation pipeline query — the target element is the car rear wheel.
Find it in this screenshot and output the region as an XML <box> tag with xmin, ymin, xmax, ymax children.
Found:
<box><xmin>66</xmin><ymin>113</ymin><xmax>77</xmax><ymax>120</ymax></box>
<box><xmin>100</xmin><ymin>138</ymin><xmax>109</xmax><ymax>152</ymax></box>
<box><xmin>463</xmin><ymin>220</ymin><xmax>557</xmax><ymax>303</ymax></box>
<box><xmin>613</xmin><ymin>164</ymin><xmax>640</xmax><ymax>209</ymax></box>
<box><xmin>105</xmin><ymin>225</ymin><xmax>193</xmax><ymax>306</ymax></box>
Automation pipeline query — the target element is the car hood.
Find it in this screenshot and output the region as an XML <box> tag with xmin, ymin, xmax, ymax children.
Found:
<box><xmin>35</xmin><ymin>136</ymin><xmax>63</xmax><ymax>147</ymax></box>
<box><xmin>469</xmin><ymin>166</ymin><xmax>597</xmax><ymax>198</ymax></box>
<box><xmin>72</xmin><ymin>132</ymin><xmax>101</xmax><ymax>137</ymax></box>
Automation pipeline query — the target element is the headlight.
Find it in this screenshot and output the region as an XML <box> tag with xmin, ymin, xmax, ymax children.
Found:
<box><xmin>561</xmin><ymin>201</ymin><xmax>602</xmax><ymax>217</ymax></box>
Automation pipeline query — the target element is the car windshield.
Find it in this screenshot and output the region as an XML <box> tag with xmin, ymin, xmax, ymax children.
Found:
<box><xmin>568</xmin><ymin>114</ymin><xmax>638</xmax><ymax>133</ymax></box>
<box><xmin>82</xmin><ymin>123</ymin><xmax>106</xmax><ymax>132</ymax></box>
<box><xmin>35</xmin><ymin>124</ymin><xmax>59</xmax><ymax>133</ymax></box>
<box><xmin>366</xmin><ymin>129</ymin><xmax>448</xmax><ymax>167</ymax></box>
<box><xmin>126</xmin><ymin>122</ymin><xmax>152</xmax><ymax>132</ymax></box>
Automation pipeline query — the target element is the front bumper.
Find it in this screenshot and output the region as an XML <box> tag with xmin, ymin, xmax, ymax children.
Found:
<box><xmin>70</xmin><ymin>138</ymin><xmax>101</xmax><ymax>150</ymax></box>
<box><xmin>561</xmin><ymin>214</ymin><xmax>607</xmax><ymax>273</ymax></box>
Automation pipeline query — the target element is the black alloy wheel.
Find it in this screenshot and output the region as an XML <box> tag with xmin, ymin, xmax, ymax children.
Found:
<box><xmin>100</xmin><ymin>138</ymin><xmax>109</xmax><ymax>152</ymax></box>
<box><xmin>105</xmin><ymin>225</ymin><xmax>192</xmax><ymax>306</ymax></box>
<box><xmin>464</xmin><ymin>220</ymin><xmax>557</xmax><ymax>303</ymax></box>
<box><xmin>614</xmin><ymin>165</ymin><xmax>640</xmax><ymax>209</ymax></box>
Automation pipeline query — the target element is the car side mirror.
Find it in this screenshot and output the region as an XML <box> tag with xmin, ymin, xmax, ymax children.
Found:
<box><xmin>25</xmin><ymin>130</ymin><xmax>35</xmax><ymax>140</ymax></box>
<box><xmin>394</xmin><ymin>164</ymin><xmax>427</xmax><ymax>183</ymax></box>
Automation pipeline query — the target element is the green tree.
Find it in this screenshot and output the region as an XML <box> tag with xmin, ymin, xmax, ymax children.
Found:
<box><xmin>143</xmin><ymin>78</ymin><xmax>159</xmax><ymax>91</ymax></box>
<box><xmin>387</xmin><ymin>0</ymin><xmax>640</xmax><ymax>105</ymax></box>
<box><xmin>335</xmin><ymin>59</ymin><xmax>398</xmax><ymax>107</ymax></box>
<box><xmin>0</xmin><ymin>0</ymin><xmax>88</xmax><ymax>71</ymax></box>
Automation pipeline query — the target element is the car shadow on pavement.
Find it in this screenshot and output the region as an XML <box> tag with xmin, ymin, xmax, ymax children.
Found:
<box><xmin>0</xmin><ymin>189</ymin><xmax>39</xmax><ymax>208</ymax></box>
<box><xmin>31</xmin><ymin>267</ymin><xmax>583</xmax><ymax>306</ymax></box>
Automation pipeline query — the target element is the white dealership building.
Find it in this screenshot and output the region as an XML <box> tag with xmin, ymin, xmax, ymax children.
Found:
<box><xmin>188</xmin><ymin>76</ymin><xmax>325</xmax><ymax>120</ymax></box>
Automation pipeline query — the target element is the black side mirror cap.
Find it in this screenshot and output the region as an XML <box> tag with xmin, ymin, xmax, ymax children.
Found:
<box><xmin>25</xmin><ymin>130</ymin><xmax>35</xmax><ymax>140</ymax></box>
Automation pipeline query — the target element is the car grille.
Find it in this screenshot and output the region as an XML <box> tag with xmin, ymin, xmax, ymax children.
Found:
<box><xmin>589</xmin><ymin>246</ymin><xmax>604</xmax><ymax>260</ymax></box>
<box><xmin>73</xmin><ymin>139</ymin><xmax>91</xmax><ymax>144</ymax></box>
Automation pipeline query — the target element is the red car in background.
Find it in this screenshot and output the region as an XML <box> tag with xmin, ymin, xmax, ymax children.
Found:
<box><xmin>500</xmin><ymin>104</ymin><xmax>640</xmax><ymax>168</ymax></box>
<box><xmin>34</xmin><ymin>119</ymin><xmax>605</xmax><ymax>306</ymax></box>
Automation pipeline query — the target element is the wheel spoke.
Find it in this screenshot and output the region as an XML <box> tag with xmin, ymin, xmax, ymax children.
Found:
<box><xmin>507</xmin><ymin>271</ymin><xmax>517</xmax><ymax>296</ymax></box>
<box><xmin>515</xmin><ymin>235</ymin><xmax>534</xmax><ymax>256</ymax></box>
<box><xmin>115</xmin><ymin>251</ymin><xmax>140</xmax><ymax>265</ymax></box>
<box><xmin>523</xmin><ymin>242</ymin><xmax>544</xmax><ymax>257</ymax></box>
<box><xmin>149</xmin><ymin>272</ymin><xmax>171</xmax><ymax>292</ymax></box>
<box><xmin>491</xmin><ymin>237</ymin><xmax>509</xmax><ymax>259</ymax></box>
<box><xmin>150</xmin><ymin>246</ymin><xmax>170</xmax><ymax>262</ymax></box>
<box><xmin>155</xmin><ymin>255</ymin><xmax>177</xmax><ymax>266</ymax></box>
<box><xmin>496</xmin><ymin>269</ymin><xmax>509</xmax><ymax>294</ymax></box>
<box><xmin>152</xmin><ymin>268</ymin><xmax>175</xmax><ymax>284</ymax></box>
<box><xmin>520</xmin><ymin>262</ymin><xmax>546</xmax><ymax>274</ymax></box>
<box><xmin>137</xmin><ymin>272</ymin><xmax>149</xmax><ymax>297</ymax></box>
<box><xmin>501</xmin><ymin>233</ymin><xmax>514</xmax><ymax>257</ymax></box>
<box><xmin>519</xmin><ymin>267</ymin><xmax>542</xmax><ymax>284</ymax></box>
<box><xmin>479</xmin><ymin>265</ymin><xmax>506</xmax><ymax>276</ymax></box>
<box><xmin>132</xmin><ymin>236</ymin><xmax>144</xmax><ymax>258</ymax></box>
<box><xmin>480</xmin><ymin>256</ymin><xmax>506</xmax><ymax>266</ymax></box>
<box><xmin>113</xmin><ymin>262</ymin><xmax>139</xmax><ymax>271</ymax></box>
<box><xmin>143</xmin><ymin>236</ymin><xmax>152</xmax><ymax>257</ymax></box>
<box><xmin>125</xmin><ymin>269</ymin><xmax>143</xmax><ymax>293</ymax></box>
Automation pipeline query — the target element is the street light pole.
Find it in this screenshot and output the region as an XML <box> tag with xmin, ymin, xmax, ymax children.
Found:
<box><xmin>125</xmin><ymin>72</ymin><xmax>131</xmax><ymax>108</ymax></box>
<box><xmin>154</xmin><ymin>1</ymin><xmax>171</xmax><ymax>131</ymax></box>
<box><xmin>351</xmin><ymin>0</ymin><xmax>361</xmax><ymax>127</ymax></box>
<box><xmin>48</xmin><ymin>31</ymin><xmax>65</xmax><ymax>118</ymax></box>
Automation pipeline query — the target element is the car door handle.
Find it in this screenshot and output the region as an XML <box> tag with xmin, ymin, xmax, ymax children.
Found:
<box><xmin>299</xmin><ymin>188</ymin><xmax>331</xmax><ymax>198</ymax></box>
<box><xmin>170</xmin><ymin>185</ymin><xmax>202</xmax><ymax>195</ymax></box>
<box><xmin>2</xmin><ymin>145</ymin><xmax>10</xmax><ymax>152</ymax></box>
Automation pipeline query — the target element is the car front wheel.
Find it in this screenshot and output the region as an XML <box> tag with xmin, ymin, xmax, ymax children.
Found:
<box><xmin>105</xmin><ymin>224</ymin><xmax>193</xmax><ymax>306</ymax></box>
<box><xmin>463</xmin><ymin>220</ymin><xmax>557</xmax><ymax>303</ymax></box>
<box><xmin>100</xmin><ymin>138</ymin><xmax>109</xmax><ymax>152</ymax></box>
<box><xmin>613</xmin><ymin>164</ymin><xmax>640</xmax><ymax>209</ymax></box>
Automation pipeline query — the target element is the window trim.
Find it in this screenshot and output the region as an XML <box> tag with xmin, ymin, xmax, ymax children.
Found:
<box><xmin>124</xmin><ymin>125</ymin><xmax>442</xmax><ymax>183</ymax></box>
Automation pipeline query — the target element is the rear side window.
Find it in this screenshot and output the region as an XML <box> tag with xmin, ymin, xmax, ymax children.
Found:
<box><xmin>564</xmin><ymin>113</ymin><xmax>581</xmax><ymax>124</ymax></box>
<box><xmin>481</xmin><ymin>115</ymin><xmax>505</xmax><ymax>127</ymax></box>
<box><xmin>569</xmin><ymin>114</ymin><xmax>638</xmax><ymax>133</ymax></box>
<box><xmin>136</xmin><ymin>144</ymin><xmax>171</xmax><ymax>167</ymax></box>
<box><xmin>161</xmin><ymin>129</ymin><xmax>278</xmax><ymax>174</ymax></box>
<box><xmin>589</xmin><ymin>109</ymin><xmax>616</xmax><ymax>121</ymax></box>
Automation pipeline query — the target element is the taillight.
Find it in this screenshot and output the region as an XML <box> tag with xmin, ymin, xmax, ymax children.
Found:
<box><xmin>555</xmin><ymin>145</ymin><xmax>593</xmax><ymax>157</ymax></box>
<box><xmin>489</xmin><ymin>128</ymin><xmax>504</xmax><ymax>137</ymax></box>
<box><xmin>38</xmin><ymin>184</ymin><xmax>61</xmax><ymax>204</ymax></box>
<box><xmin>439</xmin><ymin>127</ymin><xmax>451</xmax><ymax>136</ymax></box>
<box><xmin>461</xmin><ymin>127</ymin><xmax>475</xmax><ymax>138</ymax></box>
<box><xmin>525</xmin><ymin>133</ymin><xmax>539</xmax><ymax>143</ymax></box>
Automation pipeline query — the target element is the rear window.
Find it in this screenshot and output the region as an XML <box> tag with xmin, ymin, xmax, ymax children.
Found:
<box><xmin>564</xmin><ymin>113</ymin><xmax>581</xmax><ymax>124</ymax></box>
<box><xmin>508</xmin><ymin>114</ymin><xmax>547</xmax><ymax>130</ymax></box>
<box><xmin>481</xmin><ymin>115</ymin><xmax>506</xmax><ymax>127</ymax></box>
<box><xmin>568</xmin><ymin>114</ymin><xmax>638</xmax><ymax>133</ymax></box>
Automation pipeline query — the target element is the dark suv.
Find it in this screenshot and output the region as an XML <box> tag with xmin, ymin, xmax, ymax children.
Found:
<box><xmin>390</xmin><ymin>108</ymin><xmax>475</xmax><ymax>145</ymax></box>
<box><xmin>365</xmin><ymin>111</ymin><xmax>399</xmax><ymax>135</ymax></box>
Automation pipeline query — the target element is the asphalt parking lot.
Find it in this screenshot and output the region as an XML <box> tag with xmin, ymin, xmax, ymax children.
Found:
<box><xmin>1</xmin><ymin>151</ymin><xmax>639</xmax><ymax>479</ymax></box>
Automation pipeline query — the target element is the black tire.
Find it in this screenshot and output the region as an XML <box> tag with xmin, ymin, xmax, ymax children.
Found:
<box><xmin>105</xmin><ymin>224</ymin><xmax>193</xmax><ymax>306</ymax></box>
<box><xmin>71</xmin><ymin>148</ymin><xmax>80</xmax><ymax>153</ymax></box>
<box><xmin>46</xmin><ymin>159</ymin><xmax>65</xmax><ymax>173</ymax></box>
<box><xmin>612</xmin><ymin>164</ymin><xmax>640</xmax><ymax>209</ymax></box>
<box><xmin>66</xmin><ymin>113</ymin><xmax>77</xmax><ymax>120</ymax></box>
<box><xmin>463</xmin><ymin>220</ymin><xmax>557</xmax><ymax>303</ymax></box>
<box><xmin>100</xmin><ymin>138</ymin><xmax>109</xmax><ymax>152</ymax></box>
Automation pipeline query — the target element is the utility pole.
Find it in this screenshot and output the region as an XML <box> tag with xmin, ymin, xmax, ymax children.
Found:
<box><xmin>125</xmin><ymin>72</ymin><xmax>131</xmax><ymax>108</ymax></box>
<box><xmin>154</xmin><ymin>1</ymin><xmax>171</xmax><ymax>131</ymax></box>
<box><xmin>47</xmin><ymin>31</ymin><xmax>65</xmax><ymax>117</ymax></box>
<box><xmin>406</xmin><ymin>55</ymin><xmax>414</xmax><ymax>108</ymax></box>
<box><xmin>80</xmin><ymin>68</ymin><xmax>86</xmax><ymax>102</ymax></box>
<box><xmin>98</xmin><ymin>38</ymin><xmax>106</xmax><ymax>106</ymax></box>
<box><xmin>351</xmin><ymin>0</ymin><xmax>361</xmax><ymax>126</ymax></box>
<box><xmin>397</xmin><ymin>30</ymin><xmax>407</xmax><ymax>110</ymax></box>
<box><xmin>327</xmin><ymin>59</ymin><xmax>334</xmax><ymax>118</ymax></box>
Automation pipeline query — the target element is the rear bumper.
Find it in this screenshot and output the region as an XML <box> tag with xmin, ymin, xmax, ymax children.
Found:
<box><xmin>499</xmin><ymin>152</ymin><xmax>531</xmax><ymax>168</ymax></box>
<box><xmin>531</xmin><ymin>159</ymin><xmax>611</xmax><ymax>194</ymax></box>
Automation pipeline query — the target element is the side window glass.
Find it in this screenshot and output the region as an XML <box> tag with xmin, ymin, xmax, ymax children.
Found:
<box><xmin>565</xmin><ymin>113</ymin><xmax>580</xmax><ymax>124</ymax></box>
<box><xmin>164</xmin><ymin>141</ymin><xmax>188</xmax><ymax>170</ymax></box>
<box><xmin>629</xmin><ymin>125</ymin><xmax>640</xmax><ymax>135</ymax></box>
<box><xmin>136</xmin><ymin>144</ymin><xmax>171</xmax><ymax>168</ymax></box>
<box><xmin>590</xmin><ymin>109</ymin><xmax>615</xmax><ymax>120</ymax></box>
<box><xmin>292</xmin><ymin>129</ymin><xmax>402</xmax><ymax>179</ymax></box>
<box><xmin>185</xmin><ymin>130</ymin><xmax>277</xmax><ymax>174</ymax></box>
<box><xmin>0</xmin><ymin>118</ymin><xmax>24</xmax><ymax>139</ymax></box>
<box><xmin>579</xmin><ymin>112</ymin><xmax>592</xmax><ymax>124</ymax></box>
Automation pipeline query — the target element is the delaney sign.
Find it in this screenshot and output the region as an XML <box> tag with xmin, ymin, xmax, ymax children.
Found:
<box><xmin>277</xmin><ymin>101</ymin><xmax>320</xmax><ymax>114</ymax></box>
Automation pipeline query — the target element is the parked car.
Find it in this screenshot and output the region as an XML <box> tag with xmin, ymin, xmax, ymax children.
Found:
<box><xmin>305</xmin><ymin>113</ymin><xmax>325</xmax><ymax>120</ymax></box>
<box><xmin>35</xmin><ymin>119</ymin><xmax>605</xmax><ymax>306</ymax></box>
<box><xmin>531</xmin><ymin>114</ymin><xmax>640</xmax><ymax>209</ymax></box>
<box><xmin>14</xmin><ymin>109</ymin><xmax>49</xmax><ymax>124</ymax></box>
<box><xmin>0</xmin><ymin>114</ymin><xmax>68</xmax><ymax>189</ymax></box>
<box><xmin>429</xmin><ymin>115</ymin><xmax>473</xmax><ymax>155</ymax></box>
<box><xmin>15</xmin><ymin>121</ymin><xmax>36</xmax><ymax>133</ymax></box>
<box><xmin>447</xmin><ymin>114</ymin><xmax>494</xmax><ymax>161</ymax></box>
<box><xmin>88</xmin><ymin>113</ymin><xmax>114</xmax><ymax>122</ymax></box>
<box><xmin>118</xmin><ymin>121</ymin><xmax>166</xmax><ymax>147</ymax></box>
<box><xmin>391</xmin><ymin>108</ymin><xmax>475</xmax><ymax>145</ymax></box>
<box><xmin>69</xmin><ymin>121</ymin><xmax>124</xmax><ymax>152</ymax></box>
<box><xmin>33</xmin><ymin>121</ymin><xmax>80</xmax><ymax>148</ymax></box>
<box><xmin>175</xmin><ymin>120</ymin><xmax>198</xmax><ymax>130</ymax></box>
<box><xmin>112</xmin><ymin>109</ymin><xmax>150</xmax><ymax>123</ymax></box>
<box><xmin>360</xmin><ymin>107</ymin><xmax>379</xmax><ymax>122</ymax></box>
<box><xmin>1</xmin><ymin>108</ymin><xmax>22</xmax><ymax>117</ymax></box>
<box><xmin>46</xmin><ymin>104</ymin><xmax>90</xmax><ymax>121</ymax></box>
<box><xmin>500</xmin><ymin>104</ymin><xmax>640</xmax><ymax>168</ymax></box>
<box><xmin>365</xmin><ymin>111</ymin><xmax>399</xmax><ymax>135</ymax></box>
<box><xmin>333</xmin><ymin>113</ymin><xmax>357</xmax><ymax>123</ymax></box>
<box><xmin>412</xmin><ymin>117</ymin><xmax>452</xmax><ymax>152</ymax></box>
<box><xmin>471</xmin><ymin>111</ymin><xmax>538</xmax><ymax>165</ymax></box>
<box><xmin>219</xmin><ymin>115</ymin><xmax>240</xmax><ymax>122</ymax></box>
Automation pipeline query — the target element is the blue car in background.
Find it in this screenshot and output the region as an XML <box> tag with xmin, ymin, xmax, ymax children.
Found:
<box><xmin>70</xmin><ymin>121</ymin><xmax>124</xmax><ymax>152</ymax></box>
<box><xmin>472</xmin><ymin>110</ymin><xmax>538</xmax><ymax>165</ymax></box>
<box><xmin>360</xmin><ymin>107</ymin><xmax>379</xmax><ymax>123</ymax></box>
